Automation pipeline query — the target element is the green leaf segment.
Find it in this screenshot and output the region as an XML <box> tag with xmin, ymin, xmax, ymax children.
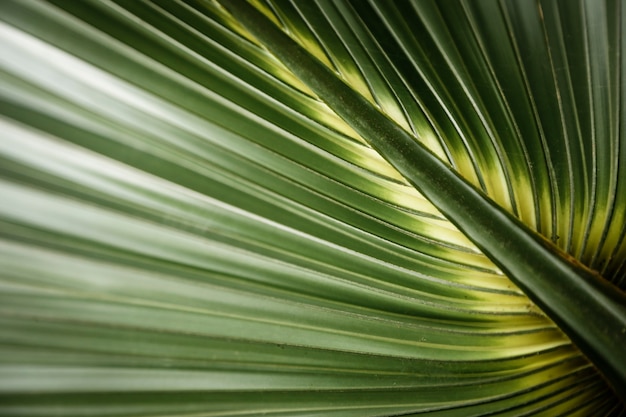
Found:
<box><xmin>222</xmin><ymin>0</ymin><xmax>626</xmax><ymax>398</ymax></box>
<box><xmin>0</xmin><ymin>0</ymin><xmax>625</xmax><ymax>415</ymax></box>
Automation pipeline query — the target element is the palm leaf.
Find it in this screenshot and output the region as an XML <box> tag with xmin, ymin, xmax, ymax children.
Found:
<box><xmin>0</xmin><ymin>0</ymin><xmax>624</xmax><ymax>415</ymax></box>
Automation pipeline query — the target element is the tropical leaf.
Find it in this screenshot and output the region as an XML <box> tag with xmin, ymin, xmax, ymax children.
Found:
<box><xmin>0</xmin><ymin>0</ymin><xmax>624</xmax><ymax>416</ymax></box>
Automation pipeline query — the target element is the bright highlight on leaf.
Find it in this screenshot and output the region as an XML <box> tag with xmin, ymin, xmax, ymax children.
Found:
<box><xmin>0</xmin><ymin>0</ymin><xmax>624</xmax><ymax>416</ymax></box>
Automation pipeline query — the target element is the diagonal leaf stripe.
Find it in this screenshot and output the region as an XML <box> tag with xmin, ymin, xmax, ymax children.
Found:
<box><xmin>0</xmin><ymin>0</ymin><xmax>625</xmax><ymax>415</ymax></box>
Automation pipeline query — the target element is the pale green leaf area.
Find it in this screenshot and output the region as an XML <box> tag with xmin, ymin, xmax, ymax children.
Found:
<box><xmin>0</xmin><ymin>0</ymin><xmax>624</xmax><ymax>416</ymax></box>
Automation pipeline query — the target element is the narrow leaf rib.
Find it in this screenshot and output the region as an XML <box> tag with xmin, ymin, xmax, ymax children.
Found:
<box><xmin>221</xmin><ymin>0</ymin><xmax>626</xmax><ymax>397</ymax></box>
